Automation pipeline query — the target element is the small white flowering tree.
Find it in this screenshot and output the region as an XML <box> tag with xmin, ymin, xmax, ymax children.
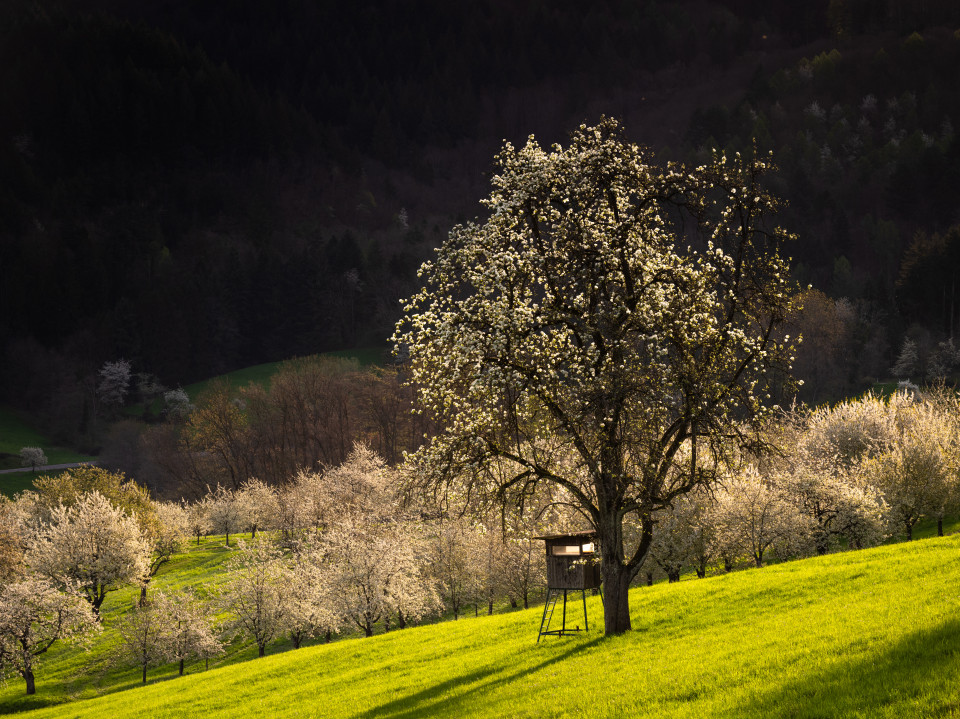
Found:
<box><xmin>220</xmin><ymin>538</ymin><xmax>288</xmax><ymax>657</ymax></box>
<box><xmin>138</xmin><ymin>500</ymin><xmax>191</xmax><ymax>605</ymax></box>
<box><xmin>0</xmin><ymin>578</ymin><xmax>100</xmax><ymax>695</ymax></box>
<box><xmin>927</xmin><ymin>339</ymin><xmax>960</xmax><ymax>382</ymax></box>
<box><xmin>322</xmin><ymin>446</ymin><xmax>438</xmax><ymax>634</ymax></box>
<box><xmin>712</xmin><ymin>467</ymin><xmax>811</xmax><ymax>568</ymax></box>
<box><xmin>282</xmin><ymin>540</ymin><xmax>340</xmax><ymax>647</ymax></box>
<box><xmin>116</xmin><ymin>597</ymin><xmax>169</xmax><ymax>685</ymax></box>
<box><xmin>865</xmin><ymin>394</ymin><xmax>957</xmax><ymax>539</ymax></box>
<box><xmin>153</xmin><ymin>589</ymin><xmax>223</xmax><ymax>676</ymax></box>
<box><xmin>162</xmin><ymin>388</ymin><xmax>194</xmax><ymax>420</ymax></box>
<box><xmin>19</xmin><ymin>447</ymin><xmax>47</xmax><ymax>473</ymax></box>
<box><xmin>205</xmin><ymin>484</ymin><xmax>247</xmax><ymax>547</ymax></box>
<box><xmin>185</xmin><ymin>497</ymin><xmax>211</xmax><ymax>546</ymax></box>
<box><xmin>780</xmin><ymin>460</ymin><xmax>888</xmax><ymax>553</ymax></box>
<box><xmin>428</xmin><ymin>516</ymin><xmax>477</xmax><ymax>621</ymax></box>
<box><xmin>237</xmin><ymin>478</ymin><xmax>279</xmax><ymax>539</ymax></box>
<box><xmin>280</xmin><ymin>469</ymin><xmax>331</xmax><ymax>536</ymax></box>
<box><xmin>328</xmin><ymin>518</ymin><xmax>436</xmax><ymax>637</ymax></box>
<box><xmin>890</xmin><ymin>338</ymin><xmax>919</xmax><ymax>379</ymax></box>
<box><xmin>647</xmin><ymin>490</ymin><xmax>720</xmax><ymax>581</ymax></box>
<box><xmin>97</xmin><ymin>359</ymin><xmax>132</xmax><ymax>408</ymax></box>
<box><xmin>26</xmin><ymin>491</ymin><xmax>151</xmax><ymax>613</ymax></box>
<box><xmin>395</xmin><ymin>118</ymin><xmax>799</xmax><ymax>634</ymax></box>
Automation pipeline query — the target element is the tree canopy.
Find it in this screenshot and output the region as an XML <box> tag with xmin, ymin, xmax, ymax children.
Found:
<box><xmin>396</xmin><ymin>118</ymin><xmax>799</xmax><ymax>635</ymax></box>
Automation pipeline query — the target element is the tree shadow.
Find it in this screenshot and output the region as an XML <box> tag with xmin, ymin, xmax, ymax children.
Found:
<box><xmin>359</xmin><ymin>636</ymin><xmax>605</xmax><ymax>719</ymax></box>
<box><xmin>741</xmin><ymin>618</ymin><xmax>960</xmax><ymax>718</ymax></box>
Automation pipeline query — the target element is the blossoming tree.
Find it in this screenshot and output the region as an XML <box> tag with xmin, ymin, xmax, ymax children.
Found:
<box><xmin>395</xmin><ymin>118</ymin><xmax>798</xmax><ymax>635</ymax></box>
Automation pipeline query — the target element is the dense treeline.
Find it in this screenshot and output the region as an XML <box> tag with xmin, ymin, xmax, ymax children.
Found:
<box><xmin>4</xmin><ymin>0</ymin><xmax>960</xmax><ymax>442</ymax></box>
<box><xmin>0</xmin><ymin>7</ymin><xmax>442</xmax><ymax>420</ymax></box>
<box><xmin>688</xmin><ymin>29</ymin><xmax>960</xmax><ymax>400</ymax></box>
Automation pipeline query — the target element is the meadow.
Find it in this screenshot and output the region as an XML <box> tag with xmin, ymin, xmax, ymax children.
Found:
<box><xmin>0</xmin><ymin>407</ymin><xmax>95</xmax><ymax>471</ymax></box>
<box><xmin>4</xmin><ymin>531</ymin><xmax>960</xmax><ymax>718</ymax></box>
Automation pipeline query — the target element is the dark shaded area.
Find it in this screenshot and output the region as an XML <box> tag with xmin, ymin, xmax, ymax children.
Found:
<box><xmin>360</xmin><ymin>636</ymin><xmax>603</xmax><ymax>719</ymax></box>
<box><xmin>3</xmin><ymin>0</ymin><xmax>960</xmax><ymax>445</ymax></box>
<box><xmin>744</xmin><ymin>619</ymin><xmax>960</xmax><ymax>717</ymax></box>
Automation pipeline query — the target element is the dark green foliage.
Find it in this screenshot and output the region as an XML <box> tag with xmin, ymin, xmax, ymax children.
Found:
<box><xmin>4</xmin><ymin>0</ymin><xmax>960</xmax><ymax>434</ymax></box>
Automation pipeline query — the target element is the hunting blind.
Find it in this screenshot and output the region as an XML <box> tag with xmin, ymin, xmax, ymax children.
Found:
<box><xmin>535</xmin><ymin>530</ymin><xmax>601</xmax><ymax>641</ymax></box>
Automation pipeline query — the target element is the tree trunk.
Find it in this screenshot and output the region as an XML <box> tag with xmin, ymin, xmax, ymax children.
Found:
<box><xmin>179</xmin><ymin>659</ymin><xmax>185</xmax><ymax>676</ymax></box>
<box><xmin>938</xmin><ymin>517</ymin><xmax>944</xmax><ymax>537</ymax></box>
<box><xmin>142</xmin><ymin>663</ymin><xmax>148</xmax><ymax>684</ymax></box>
<box><xmin>601</xmin><ymin>566</ymin><xmax>633</xmax><ymax>635</ymax></box>
<box><xmin>523</xmin><ymin>590</ymin><xmax>529</xmax><ymax>609</ymax></box>
<box><xmin>906</xmin><ymin>522</ymin><xmax>913</xmax><ymax>541</ymax></box>
<box><xmin>509</xmin><ymin>596</ymin><xmax>518</xmax><ymax>609</ymax></box>
<box><xmin>397</xmin><ymin>610</ymin><xmax>407</xmax><ymax>629</ymax></box>
<box><xmin>645</xmin><ymin>572</ymin><xmax>653</xmax><ymax>586</ymax></box>
<box><xmin>258</xmin><ymin>643</ymin><xmax>266</xmax><ymax>657</ymax></box>
<box><xmin>488</xmin><ymin>598</ymin><xmax>493</xmax><ymax>615</ymax></box>
<box><xmin>667</xmin><ymin>570</ymin><xmax>680</xmax><ymax>583</ymax></box>
<box><xmin>139</xmin><ymin>580</ymin><xmax>149</xmax><ymax>608</ymax></box>
<box><xmin>24</xmin><ymin>669</ymin><xmax>35</xmax><ymax>695</ymax></box>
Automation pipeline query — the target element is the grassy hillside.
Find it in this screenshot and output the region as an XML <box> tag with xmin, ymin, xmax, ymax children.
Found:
<box><xmin>0</xmin><ymin>406</ymin><xmax>98</xmax><ymax>496</ymax></box>
<box><xmin>6</xmin><ymin>534</ymin><xmax>960</xmax><ymax>718</ymax></box>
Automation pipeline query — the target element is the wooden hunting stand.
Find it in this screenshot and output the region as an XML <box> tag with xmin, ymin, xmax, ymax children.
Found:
<box><xmin>534</xmin><ymin>530</ymin><xmax>601</xmax><ymax>642</ymax></box>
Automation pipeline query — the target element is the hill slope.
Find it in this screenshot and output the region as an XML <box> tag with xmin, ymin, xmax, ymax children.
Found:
<box><xmin>14</xmin><ymin>535</ymin><xmax>960</xmax><ymax>719</ymax></box>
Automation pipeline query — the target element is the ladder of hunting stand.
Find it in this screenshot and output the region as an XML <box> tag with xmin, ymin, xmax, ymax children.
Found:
<box><xmin>537</xmin><ymin>590</ymin><xmax>562</xmax><ymax>643</ymax></box>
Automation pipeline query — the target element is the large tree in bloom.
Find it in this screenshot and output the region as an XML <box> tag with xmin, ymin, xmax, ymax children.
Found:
<box><xmin>395</xmin><ymin>118</ymin><xmax>798</xmax><ymax>635</ymax></box>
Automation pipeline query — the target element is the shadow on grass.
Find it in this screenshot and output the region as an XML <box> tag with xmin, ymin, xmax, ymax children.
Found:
<box><xmin>360</xmin><ymin>636</ymin><xmax>605</xmax><ymax>719</ymax></box>
<box><xmin>742</xmin><ymin>618</ymin><xmax>960</xmax><ymax>718</ymax></box>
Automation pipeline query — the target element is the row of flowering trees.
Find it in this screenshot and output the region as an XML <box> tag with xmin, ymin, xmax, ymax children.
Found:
<box><xmin>0</xmin><ymin>454</ymin><xmax>559</xmax><ymax>694</ymax></box>
<box><xmin>644</xmin><ymin>387</ymin><xmax>960</xmax><ymax>580</ymax></box>
<box><xmin>2</xmin><ymin>387</ymin><xmax>957</xmax><ymax>694</ymax></box>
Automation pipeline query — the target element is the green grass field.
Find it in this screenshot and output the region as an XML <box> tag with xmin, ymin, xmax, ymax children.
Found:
<box><xmin>0</xmin><ymin>407</ymin><xmax>94</xmax><ymax>466</ymax></box>
<box><xmin>5</xmin><ymin>532</ymin><xmax>960</xmax><ymax>719</ymax></box>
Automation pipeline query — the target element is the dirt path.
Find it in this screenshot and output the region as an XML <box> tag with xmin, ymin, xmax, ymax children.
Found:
<box><xmin>0</xmin><ymin>461</ymin><xmax>99</xmax><ymax>475</ymax></box>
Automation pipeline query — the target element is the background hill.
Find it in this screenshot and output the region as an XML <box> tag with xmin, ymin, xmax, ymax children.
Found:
<box><xmin>3</xmin><ymin>0</ymin><xmax>960</xmax><ymax>450</ymax></box>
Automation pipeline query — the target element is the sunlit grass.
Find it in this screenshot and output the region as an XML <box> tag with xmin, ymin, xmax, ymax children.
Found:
<box><xmin>5</xmin><ymin>533</ymin><xmax>960</xmax><ymax>718</ymax></box>
<box><xmin>181</xmin><ymin>348</ymin><xmax>386</xmax><ymax>400</ymax></box>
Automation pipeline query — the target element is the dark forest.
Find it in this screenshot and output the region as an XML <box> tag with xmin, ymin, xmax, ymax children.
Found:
<box><xmin>3</xmin><ymin>0</ymin><xmax>960</xmax><ymax>450</ymax></box>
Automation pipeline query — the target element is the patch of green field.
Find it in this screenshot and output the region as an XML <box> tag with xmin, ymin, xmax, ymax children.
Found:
<box><xmin>0</xmin><ymin>471</ymin><xmax>43</xmax><ymax>497</ymax></box>
<box><xmin>0</xmin><ymin>406</ymin><xmax>96</xmax><ymax>471</ymax></box>
<box><xmin>6</xmin><ymin>534</ymin><xmax>960</xmax><ymax>718</ymax></box>
<box><xmin>172</xmin><ymin>347</ymin><xmax>388</xmax><ymax>403</ymax></box>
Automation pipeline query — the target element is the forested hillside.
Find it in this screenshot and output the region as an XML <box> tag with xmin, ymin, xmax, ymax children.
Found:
<box><xmin>3</xmin><ymin>0</ymin><xmax>960</xmax><ymax>450</ymax></box>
